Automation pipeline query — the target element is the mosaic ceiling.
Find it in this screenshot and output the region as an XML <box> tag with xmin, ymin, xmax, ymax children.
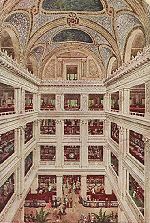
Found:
<box><xmin>0</xmin><ymin>0</ymin><xmax>150</xmax><ymax>79</ymax></box>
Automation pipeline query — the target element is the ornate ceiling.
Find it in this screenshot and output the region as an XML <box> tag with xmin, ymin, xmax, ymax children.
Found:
<box><xmin>0</xmin><ymin>0</ymin><xmax>150</xmax><ymax>79</ymax></box>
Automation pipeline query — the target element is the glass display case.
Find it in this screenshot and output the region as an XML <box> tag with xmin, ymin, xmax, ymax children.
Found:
<box><xmin>40</xmin><ymin>145</ymin><xmax>56</xmax><ymax>161</ymax></box>
<box><xmin>25</xmin><ymin>91</ymin><xmax>33</xmax><ymax>111</ymax></box>
<box><xmin>0</xmin><ymin>83</ymin><xmax>15</xmax><ymax>115</ymax></box>
<box><xmin>88</xmin><ymin>94</ymin><xmax>104</xmax><ymax>111</ymax></box>
<box><xmin>40</xmin><ymin>119</ymin><xmax>56</xmax><ymax>135</ymax></box>
<box><xmin>130</xmin><ymin>84</ymin><xmax>145</xmax><ymax>117</ymax></box>
<box><xmin>129</xmin><ymin>130</ymin><xmax>144</xmax><ymax>165</ymax></box>
<box><xmin>129</xmin><ymin>174</ymin><xmax>144</xmax><ymax>215</ymax></box>
<box><xmin>88</xmin><ymin>146</ymin><xmax>103</xmax><ymax>161</ymax></box>
<box><xmin>111</xmin><ymin>153</ymin><xmax>119</xmax><ymax>176</ymax></box>
<box><xmin>0</xmin><ymin>130</ymin><xmax>15</xmax><ymax>164</ymax></box>
<box><xmin>40</xmin><ymin>94</ymin><xmax>55</xmax><ymax>111</ymax></box>
<box><xmin>25</xmin><ymin>122</ymin><xmax>33</xmax><ymax>144</ymax></box>
<box><xmin>64</xmin><ymin>119</ymin><xmax>80</xmax><ymax>135</ymax></box>
<box><xmin>0</xmin><ymin>174</ymin><xmax>14</xmax><ymax>213</ymax></box>
<box><xmin>111</xmin><ymin>122</ymin><xmax>119</xmax><ymax>144</ymax></box>
<box><xmin>88</xmin><ymin>120</ymin><xmax>103</xmax><ymax>135</ymax></box>
<box><xmin>64</xmin><ymin>94</ymin><xmax>80</xmax><ymax>111</ymax></box>
<box><xmin>25</xmin><ymin>152</ymin><xmax>33</xmax><ymax>176</ymax></box>
<box><xmin>111</xmin><ymin>91</ymin><xmax>119</xmax><ymax>112</ymax></box>
<box><xmin>64</xmin><ymin>146</ymin><xmax>80</xmax><ymax>162</ymax></box>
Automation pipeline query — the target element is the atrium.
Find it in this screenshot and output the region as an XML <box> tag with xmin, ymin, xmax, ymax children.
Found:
<box><xmin>0</xmin><ymin>0</ymin><xmax>150</xmax><ymax>222</ymax></box>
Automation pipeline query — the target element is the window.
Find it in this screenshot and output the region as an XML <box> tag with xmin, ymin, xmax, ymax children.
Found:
<box><xmin>66</xmin><ymin>65</ymin><xmax>78</xmax><ymax>80</ymax></box>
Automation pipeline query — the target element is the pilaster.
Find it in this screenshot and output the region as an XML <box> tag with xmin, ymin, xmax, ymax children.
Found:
<box><xmin>81</xmin><ymin>175</ymin><xmax>87</xmax><ymax>199</ymax></box>
<box><xmin>81</xmin><ymin>120</ymin><xmax>88</xmax><ymax>168</ymax></box>
<box><xmin>105</xmin><ymin>176</ymin><xmax>112</xmax><ymax>194</ymax></box>
<box><xmin>144</xmin><ymin>138</ymin><xmax>150</xmax><ymax>223</ymax></box>
<box><xmin>14</xmin><ymin>87</ymin><xmax>22</xmax><ymax>114</ymax></box>
<box><xmin>145</xmin><ymin>81</ymin><xmax>150</xmax><ymax>118</ymax></box>
<box><xmin>56</xmin><ymin>94</ymin><xmax>63</xmax><ymax>111</ymax></box>
<box><xmin>123</xmin><ymin>88</ymin><xmax>130</xmax><ymax>115</ymax></box>
<box><xmin>80</xmin><ymin>94</ymin><xmax>88</xmax><ymax>112</ymax></box>
<box><xmin>56</xmin><ymin>120</ymin><xmax>63</xmax><ymax>167</ymax></box>
<box><xmin>56</xmin><ymin>175</ymin><xmax>63</xmax><ymax>199</ymax></box>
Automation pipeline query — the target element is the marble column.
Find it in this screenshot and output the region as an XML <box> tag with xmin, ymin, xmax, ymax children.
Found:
<box><xmin>145</xmin><ymin>81</ymin><xmax>150</xmax><ymax>118</ymax></box>
<box><xmin>14</xmin><ymin>87</ymin><xmax>22</xmax><ymax>114</ymax></box>
<box><xmin>57</xmin><ymin>175</ymin><xmax>63</xmax><ymax>199</ymax></box>
<box><xmin>144</xmin><ymin>138</ymin><xmax>150</xmax><ymax>223</ymax></box>
<box><xmin>56</xmin><ymin>120</ymin><xmax>63</xmax><ymax>168</ymax></box>
<box><xmin>123</xmin><ymin>88</ymin><xmax>130</xmax><ymax>115</ymax></box>
<box><xmin>37</xmin><ymin>93</ymin><xmax>41</xmax><ymax>111</ymax></box>
<box><xmin>80</xmin><ymin>94</ymin><xmax>88</xmax><ymax>112</ymax></box>
<box><xmin>81</xmin><ymin>175</ymin><xmax>87</xmax><ymax>199</ymax></box>
<box><xmin>81</xmin><ymin>120</ymin><xmax>88</xmax><ymax>168</ymax></box>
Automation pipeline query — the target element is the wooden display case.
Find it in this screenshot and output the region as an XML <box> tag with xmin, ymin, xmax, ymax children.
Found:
<box><xmin>88</xmin><ymin>94</ymin><xmax>104</xmax><ymax>111</ymax></box>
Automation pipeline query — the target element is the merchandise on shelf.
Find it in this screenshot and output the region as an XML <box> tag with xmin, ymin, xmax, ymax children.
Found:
<box><xmin>88</xmin><ymin>146</ymin><xmax>103</xmax><ymax>161</ymax></box>
<box><xmin>40</xmin><ymin>94</ymin><xmax>55</xmax><ymax>110</ymax></box>
<box><xmin>64</xmin><ymin>146</ymin><xmax>80</xmax><ymax>162</ymax></box>
<box><xmin>64</xmin><ymin>94</ymin><xmax>80</xmax><ymax>111</ymax></box>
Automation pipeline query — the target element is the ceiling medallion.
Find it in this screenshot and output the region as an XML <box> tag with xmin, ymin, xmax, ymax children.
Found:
<box><xmin>67</xmin><ymin>12</ymin><xmax>79</xmax><ymax>27</ymax></box>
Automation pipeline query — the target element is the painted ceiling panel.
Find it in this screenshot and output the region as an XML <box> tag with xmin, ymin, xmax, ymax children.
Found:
<box><xmin>42</xmin><ymin>0</ymin><xmax>103</xmax><ymax>11</ymax></box>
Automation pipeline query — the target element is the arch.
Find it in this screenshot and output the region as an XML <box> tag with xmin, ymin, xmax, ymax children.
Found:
<box><xmin>124</xmin><ymin>28</ymin><xmax>145</xmax><ymax>63</ymax></box>
<box><xmin>0</xmin><ymin>27</ymin><xmax>20</xmax><ymax>61</ymax></box>
<box><xmin>53</xmin><ymin>29</ymin><xmax>93</xmax><ymax>43</ymax></box>
<box><xmin>26</xmin><ymin>55</ymin><xmax>38</xmax><ymax>76</ymax></box>
<box><xmin>107</xmin><ymin>56</ymin><xmax>118</xmax><ymax>77</ymax></box>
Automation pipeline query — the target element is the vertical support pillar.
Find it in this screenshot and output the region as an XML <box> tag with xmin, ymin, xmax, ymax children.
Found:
<box><xmin>123</xmin><ymin>88</ymin><xmax>130</xmax><ymax>115</ymax></box>
<box><xmin>145</xmin><ymin>81</ymin><xmax>150</xmax><ymax>119</ymax></box>
<box><xmin>81</xmin><ymin>120</ymin><xmax>88</xmax><ymax>168</ymax></box>
<box><xmin>21</xmin><ymin>89</ymin><xmax>25</xmax><ymax>114</ymax></box>
<box><xmin>144</xmin><ymin>138</ymin><xmax>150</xmax><ymax>223</ymax></box>
<box><xmin>56</xmin><ymin>94</ymin><xmax>63</xmax><ymax>111</ymax></box>
<box><xmin>119</xmin><ymin>90</ymin><xmax>123</xmax><ymax>113</ymax></box>
<box><xmin>14</xmin><ymin>87</ymin><xmax>22</xmax><ymax>114</ymax></box>
<box><xmin>80</xmin><ymin>94</ymin><xmax>88</xmax><ymax>112</ymax></box>
<box><xmin>33</xmin><ymin>92</ymin><xmax>38</xmax><ymax>111</ymax></box>
<box><xmin>37</xmin><ymin>92</ymin><xmax>41</xmax><ymax>111</ymax></box>
<box><xmin>56</xmin><ymin>120</ymin><xmax>63</xmax><ymax>168</ymax></box>
<box><xmin>104</xmin><ymin>92</ymin><xmax>110</xmax><ymax>112</ymax></box>
<box><xmin>81</xmin><ymin>175</ymin><xmax>87</xmax><ymax>199</ymax></box>
<box><xmin>19</xmin><ymin>127</ymin><xmax>25</xmax><ymax>195</ymax></box>
<box><xmin>57</xmin><ymin>175</ymin><xmax>63</xmax><ymax>199</ymax></box>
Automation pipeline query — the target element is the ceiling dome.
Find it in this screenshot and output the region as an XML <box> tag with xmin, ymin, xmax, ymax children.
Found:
<box><xmin>0</xmin><ymin>0</ymin><xmax>150</xmax><ymax>79</ymax></box>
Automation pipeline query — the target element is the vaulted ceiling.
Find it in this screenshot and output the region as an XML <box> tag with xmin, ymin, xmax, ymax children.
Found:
<box><xmin>0</xmin><ymin>0</ymin><xmax>150</xmax><ymax>79</ymax></box>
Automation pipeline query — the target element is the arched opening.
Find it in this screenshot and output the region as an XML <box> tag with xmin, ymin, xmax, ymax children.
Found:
<box><xmin>107</xmin><ymin>57</ymin><xmax>118</xmax><ymax>77</ymax></box>
<box><xmin>1</xmin><ymin>30</ymin><xmax>15</xmax><ymax>58</ymax></box>
<box><xmin>124</xmin><ymin>29</ymin><xmax>145</xmax><ymax>63</ymax></box>
<box><xmin>26</xmin><ymin>56</ymin><xmax>38</xmax><ymax>75</ymax></box>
